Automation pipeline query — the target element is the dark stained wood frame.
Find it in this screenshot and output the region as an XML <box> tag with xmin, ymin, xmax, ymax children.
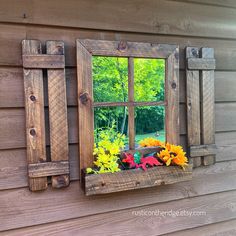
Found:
<box><xmin>76</xmin><ymin>39</ymin><xmax>179</xmax><ymax>177</ymax></box>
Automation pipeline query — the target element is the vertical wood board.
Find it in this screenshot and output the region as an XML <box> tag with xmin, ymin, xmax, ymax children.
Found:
<box><xmin>201</xmin><ymin>47</ymin><xmax>216</xmax><ymax>165</ymax></box>
<box><xmin>186</xmin><ymin>47</ymin><xmax>201</xmax><ymax>168</ymax></box>
<box><xmin>77</xmin><ymin>40</ymin><xmax>94</xmax><ymax>178</ymax></box>
<box><xmin>128</xmin><ymin>57</ymin><xmax>135</xmax><ymax>149</ymax></box>
<box><xmin>22</xmin><ymin>40</ymin><xmax>47</xmax><ymax>191</ymax></box>
<box><xmin>166</xmin><ymin>47</ymin><xmax>179</xmax><ymax>145</ymax></box>
<box><xmin>46</xmin><ymin>41</ymin><xmax>69</xmax><ymax>188</ymax></box>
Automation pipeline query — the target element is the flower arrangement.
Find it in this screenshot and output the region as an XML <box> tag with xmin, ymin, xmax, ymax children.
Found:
<box><xmin>86</xmin><ymin>124</ymin><xmax>125</xmax><ymax>174</ymax></box>
<box><xmin>86</xmin><ymin>131</ymin><xmax>188</xmax><ymax>174</ymax></box>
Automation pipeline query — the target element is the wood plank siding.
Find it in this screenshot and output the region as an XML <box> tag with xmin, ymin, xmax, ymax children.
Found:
<box><xmin>0</xmin><ymin>0</ymin><xmax>236</xmax><ymax>234</ymax></box>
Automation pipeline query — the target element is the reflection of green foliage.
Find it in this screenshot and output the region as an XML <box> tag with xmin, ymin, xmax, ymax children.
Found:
<box><xmin>134</xmin><ymin>58</ymin><xmax>165</xmax><ymax>102</ymax></box>
<box><xmin>93</xmin><ymin>57</ymin><xmax>128</xmax><ymax>103</ymax></box>
<box><xmin>135</xmin><ymin>106</ymin><xmax>165</xmax><ymax>134</ymax></box>
<box><xmin>92</xmin><ymin>56</ymin><xmax>165</xmax><ymax>137</ymax></box>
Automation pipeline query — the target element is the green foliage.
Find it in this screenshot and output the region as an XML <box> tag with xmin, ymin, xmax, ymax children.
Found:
<box><xmin>134</xmin><ymin>58</ymin><xmax>165</xmax><ymax>102</ymax></box>
<box><xmin>87</xmin><ymin>123</ymin><xmax>125</xmax><ymax>174</ymax></box>
<box><xmin>92</xmin><ymin>56</ymin><xmax>165</xmax><ymax>138</ymax></box>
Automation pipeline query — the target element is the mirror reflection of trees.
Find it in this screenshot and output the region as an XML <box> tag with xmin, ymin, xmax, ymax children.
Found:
<box><xmin>93</xmin><ymin>56</ymin><xmax>165</xmax><ymax>144</ymax></box>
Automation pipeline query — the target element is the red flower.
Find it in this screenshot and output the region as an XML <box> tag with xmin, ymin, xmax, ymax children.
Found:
<box><xmin>138</xmin><ymin>157</ymin><xmax>163</xmax><ymax>171</ymax></box>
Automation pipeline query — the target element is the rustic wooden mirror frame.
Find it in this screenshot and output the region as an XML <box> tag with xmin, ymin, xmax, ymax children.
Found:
<box><xmin>76</xmin><ymin>39</ymin><xmax>181</xmax><ymax>194</ymax></box>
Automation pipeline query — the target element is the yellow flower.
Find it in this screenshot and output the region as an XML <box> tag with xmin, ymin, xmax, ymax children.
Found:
<box><xmin>158</xmin><ymin>143</ymin><xmax>188</xmax><ymax>168</ymax></box>
<box><xmin>139</xmin><ymin>137</ymin><xmax>164</xmax><ymax>147</ymax></box>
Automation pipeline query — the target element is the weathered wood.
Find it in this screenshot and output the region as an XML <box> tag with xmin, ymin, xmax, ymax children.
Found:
<box><xmin>1</xmin><ymin>68</ymin><xmax>236</xmax><ymax>108</ymax></box>
<box><xmin>186</xmin><ymin>47</ymin><xmax>201</xmax><ymax>167</ymax></box>
<box><xmin>166</xmin><ymin>218</ymin><xmax>236</xmax><ymax>236</ymax></box>
<box><xmin>0</xmin><ymin>105</ymin><xmax>188</xmax><ymax>150</ymax></box>
<box><xmin>190</xmin><ymin>144</ymin><xmax>217</xmax><ymax>157</ymax></box>
<box><xmin>84</xmin><ymin>165</ymin><xmax>192</xmax><ymax>196</ymax></box>
<box><xmin>79</xmin><ymin>39</ymin><xmax>177</xmax><ymax>58</ymax></box>
<box><xmin>28</xmin><ymin>161</ymin><xmax>69</xmax><ymax>178</ymax></box>
<box><xmin>0</xmin><ymin>67</ymin><xmax>78</xmax><ymax>108</ymax></box>
<box><xmin>2</xmin><ymin>1</ymin><xmax>236</xmax><ymax>40</ymax></box>
<box><xmin>171</xmin><ymin>0</ymin><xmax>236</xmax><ymax>8</ymax></box>
<box><xmin>1</xmin><ymin>186</ymin><xmax>236</xmax><ymax>235</ymax></box>
<box><xmin>22</xmin><ymin>40</ymin><xmax>47</xmax><ymax>191</ymax></box>
<box><xmin>187</xmin><ymin>58</ymin><xmax>216</xmax><ymax>70</ymax></box>
<box><xmin>0</xmin><ymin>144</ymin><xmax>79</xmax><ymax>190</ymax></box>
<box><xmin>47</xmin><ymin>41</ymin><xmax>69</xmax><ymax>188</ymax></box>
<box><xmin>22</xmin><ymin>54</ymin><xmax>65</xmax><ymax>68</ymax></box>
<box><xmin>128</xmin><ymin>57</ymin><xmax>135</xmax><ymax>149</ymax></box>
<box><xmin>201</xmin><ymin>48</ymin><xmax>216</xmax><ymax>165</ymax></box>
<box><xmin>76</xmin><ymin>40</ymin><xmax>94</xmax><ymax>177</ymax></box>
<box><xmin>1</xmin><ymin>160</ymin><xmax>236</xmax><ymax>231</ymax></box>
<box><xmin>166</xmin><ymin>47</ymin><xmax>179</xmax><ymax>144</ymax></box>
<box><xmin>93</xmin><ymin>101</ymin><xmax>166</xmax><ymax>107</ymax></box>
<box><xmin>2</xmin><ymin>24</ymin><xmax>236</xmax><ymax>71</ymax></box>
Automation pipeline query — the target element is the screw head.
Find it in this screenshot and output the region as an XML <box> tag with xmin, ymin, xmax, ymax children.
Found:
<box><xmin>30</xmin><ymin>95</ymin><xmax>36</xmax><ymax>102</ymax></box>
<box><xmin>30</xmin><ymin>128</ymin><xmax>36</xmax><ymax>136</ymax></box>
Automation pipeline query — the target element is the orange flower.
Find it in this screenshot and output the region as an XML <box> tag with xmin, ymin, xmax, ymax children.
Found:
<box><xmin>139</xmin><ymin>138</ymin><xmax>164</xmax><ymax>148</ymax></box>
<box><xmin>158</xmin><ymin>143</ymin><xmax>188</xmax><ymax>168</ymax></box>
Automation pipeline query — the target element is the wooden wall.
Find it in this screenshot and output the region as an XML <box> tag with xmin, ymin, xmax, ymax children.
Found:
<box><xmin>1</xmin><ymin>0</ymin><xmax>236</xmax><ymax>235</ymax></box>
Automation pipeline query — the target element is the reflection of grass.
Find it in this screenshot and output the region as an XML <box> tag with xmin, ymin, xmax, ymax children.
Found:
<box><xmin>124</xmin><ymin>130</ymin><xmax>165</xmax><ymax>146</ymax></box>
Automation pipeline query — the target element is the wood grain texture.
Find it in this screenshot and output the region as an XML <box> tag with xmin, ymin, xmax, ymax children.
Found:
<box><xmin>2</xmin><ymin>0</ymin><xmax>236</xmax><ymax>39</ymax></box>
<box><xmin>215</xmin><ymin>71</ymin><xmax>236</xmax><ymax>102</ymax></box>
<box><xmin>22</xmin><ymin>40</ymin><xmax>47</xmax><ymax>191</ymax></box>
<box><xmin>2</xmin><ymin>102</ymin><xmax>236</xmax><ymax>150</ymax></box>
<box><xmin>28</xmin><ymin>161</ymin><xmax>69</xmax><ymax>178</ymax></box>
<box><xmin>0</xmin><ymin>107</ymin><xmax>78</xmax><ymax>150</ymax></box>
<box><xmin>47</xmin><ymin>41</ymin><xmax>69</xmax><ymax>188</ymax></box>
<box><xmin>166</xmin><ymin>47</ymin><xmax>179</xmax><ymax>144</ymax></box>
<box><xmin>170</xmin><ymin>0</ymin><xmax>236</xmax><ymax>8</ymax></box>
<box><xmin>2</xmin><ymin>189</ymin><xmax>236</xmax><ymax>235</ymax></box>
<box><xmin>187</xmin><ymin>58</ymin><xmax>215</xmax><ymax>70</ymax></box>
<box><xmin>1</xmin><ymin>68</ymin><xmax>236</xmax><ymax>108</ymax></box>
<box><xmin>190</xmin><ymin>144</ymin><xmax>217</xmax><ymax>157</ymax></box>
<box><xmin>165</xmin><ymin>218</ymin><xmax>236</xmax><ymax>236</ymax></box>
<box><xmin>84</xmin><ymin>165</ymin><xmax>192</xmax><ymax>196</ymax></box>
<box><xmin>22</xmin><ymin>54</ymin><xmax>65</xmax><ymax>68</ymax></box>
<box><xmin>0</xmin><ymin>136</ymin><xmax>181</xmax><ymax>190</ymax></box>
<box><xmin>0</xmin><ymin>105</ymin><xmax>184</xmax><ymax>151</ymax></box>
<box><xmin>186</xmin><ymin>47</ymin><xmax>201</xmax><ymax>167</ymax></box>
<box><xmin>0</xmin><ymin>144</ymin><xmax>78</xmax><ymax>190</ymax></box>
<box><xmin>80</xmin><ymin>39</ymin><xmax>177</xmax><ymax>58</ymax></box>
<box><xmin>201</xmin><ymin>48</ymin><xmax>216</xmax><ymax>165</ymax></box>
<box><xmin>76</xmin><ymin>40</ymin><xmax>94</xmax><ymax>176</ymax></box>
<box><xmin>2</xmin><ymin>24</ymin><xmax>236</xmax><ymax>71</ymax></box>
<box><xmin>1</xmin><ymin>160</ymin><xmax>236</xmax><ymax>231</ymax></box>
<box><xmin>93</xmin><ymin>101</ymin><xmax>166</xmax><ymax>107</ymax></box>
<box><xmin>0</xmin><ymin>67</ymin><xmax>78</xmax><ymax>108</ymax></box>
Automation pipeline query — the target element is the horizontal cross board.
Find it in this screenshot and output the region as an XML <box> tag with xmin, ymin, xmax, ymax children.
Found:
<box><xmin>22</xmin><ymin>54</ymin><xmax>65</xmax><ymax>68</ymax></box>
<box><xmin>190</xmin><ymin>144</ymin><xmax>217</xmax><ymax>157</ymax></box>
<box><xmin>187</xmin><ymin>58</ymin><xmax>215</xmax><ymax>70</ymax></box>
<box><xmin>28</xmin><ymin>161</ymin><xmax>69</xmax><ymax>178</ymax></box>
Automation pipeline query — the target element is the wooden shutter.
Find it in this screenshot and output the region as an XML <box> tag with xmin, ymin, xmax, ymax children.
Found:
<box><xmin>186</xmin><ymin>47</ymin><xmax>216</xmax><ymax>167</ymax></box>
<box><xmin>22</xmin><ymin>40</ymin><xmax>70</xmax><ymax>191</ymax></box>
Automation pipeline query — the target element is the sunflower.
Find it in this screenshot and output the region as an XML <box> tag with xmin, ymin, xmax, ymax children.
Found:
<box><xmin>158</xmin><ymin>143</ymin><xmax>188</xmax><ymax>168</ymax></box>
<box><xmin>139</xmin><ymin>137</ymin><xmax>164</xmax><ymax>148</ymax></box>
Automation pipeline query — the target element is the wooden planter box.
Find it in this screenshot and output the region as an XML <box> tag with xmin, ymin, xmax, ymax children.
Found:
<box><xmin>82</xmin><ymin>164</ymin><xmax>192</xmax><ymax>196</ymax></box>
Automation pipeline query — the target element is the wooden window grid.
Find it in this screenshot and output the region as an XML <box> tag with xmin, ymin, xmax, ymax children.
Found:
<box><xmin>76</xmin><ymin>39</ymin><xmax>180</xmax><ymax>177</ymax></box>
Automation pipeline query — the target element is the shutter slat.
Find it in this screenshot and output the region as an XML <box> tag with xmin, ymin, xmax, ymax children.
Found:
<box><xmin>22</xmin><ymin>40</ymin><xmax>70</xmax><ymax>191</ymax></box>
<box><xmin>200</xmin><ymin>48</ymin><xmax>216</xmax><ymax>165</ymax></box>
<box><xmin>186</xmin><ymin>47</ymin><xmax>202</xmax><ymax>168</ymax></box>
<box><xmin>186</xmin><ymin>47</ymin><xmax>216</xmax><ymax>167</ymax></box>
<box><xmin>22</xmin><ymin>40</ymin><xmax>48</xmax><ymax>191</ymax></box>
<box><xmin>47</xmin><ymin>41</ymin><xmax>70</xmax><ymax>188</ymax></box>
